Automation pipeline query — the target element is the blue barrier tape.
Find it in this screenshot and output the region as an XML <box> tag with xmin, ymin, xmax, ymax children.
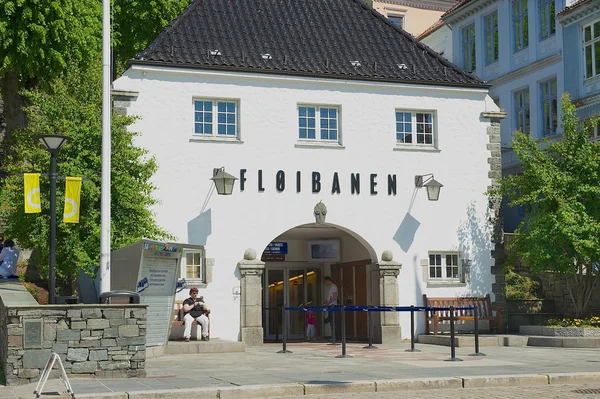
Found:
<box><xmin>284</xmin><ymin>305</ymin><xmax>474</xmax><ymax>312</ymax></box>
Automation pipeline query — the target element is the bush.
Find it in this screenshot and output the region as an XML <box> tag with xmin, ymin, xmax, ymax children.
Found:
<box><xmin>505</xmin><ymin>269</ymin><xmax>543</xmax><ymax>300</ymax></box>
<box><xmin>22</xmin><ymin>282</ymin><xmax>48</xmax><ymax>305</ymax></box>
<box><xmin>547</xmin><ymin>317</ymin><xmax>600</xmax><ymax>328</ymax></box>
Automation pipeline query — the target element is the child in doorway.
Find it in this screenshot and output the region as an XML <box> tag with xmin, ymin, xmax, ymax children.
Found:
<box><xmin>306</xmin><ymin>311</ymin><xmax>316</xmax><ymax>341</ymax></box>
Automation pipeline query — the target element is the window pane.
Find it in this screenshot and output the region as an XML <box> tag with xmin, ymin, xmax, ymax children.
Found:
<box><xmin>218</xmin><ymin>124</ymin><xmax>226</xmax><ymax>135</ymax></box>
<box><xmin>585</xmin><ymin>26</ymin><xmax>592</xmax><ymax>42</ymax></box>
<box><xmin>435</xmin><ymin>255</ymin><xmax>441</xmax><ymax>265</ymax></box>
<box><xmin>586</xmin><ymin>45</ymin><xmax>593</xmax><ymax>78</ymax></box>
<box><xmin>218</xmin><ymin>102</ymin><xmax>226</xmax><ymax>112</ymax></box>
<box><xmin>299</xmin><ymin>128</ymin><xmax>307</xmax><ymax>138</ymax></box>
<box><xmin>429</xmin><ymin>254</ymin><xmax>435</xmax><ymax>264</ymax></box>
<box><xmin>308</xmin><ymin>107</ymin><xmax>315</xmax><ymax>117</ymax></box>
<box><xmin>596</xmin><ymin>41</ymin><xmax>600</xmax><ymax>76</ymax></box>
<box><xmin>595</xmin><ymin>21</ymin><xmax>600</xmax><ymax>38</ymax></box>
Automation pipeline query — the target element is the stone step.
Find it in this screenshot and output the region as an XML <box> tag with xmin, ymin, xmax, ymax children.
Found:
<box><xmin>506</xmin><ymin>313</ymin><xmax>563</xmax><ymax>333</ymax></box>
<box><xmin>146</xmin><ymin>339</ymin><xmax>245</xmax><ymax>358</ymax></box>
<box><xmin>417</xmin><ymin>334</ymin><xmax>529</xmax><ymax>347</ymax></box>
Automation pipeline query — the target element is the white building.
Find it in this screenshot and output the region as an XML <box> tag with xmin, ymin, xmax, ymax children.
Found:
<box><xmin>113</xmin><ymin>0</ymin><xmax>504</xmax><ymax>344</ymax></box>
<box><xmin>421</xmin><ymin>0</ymin><xmax>578</xmax><ymax>232</ymax></box>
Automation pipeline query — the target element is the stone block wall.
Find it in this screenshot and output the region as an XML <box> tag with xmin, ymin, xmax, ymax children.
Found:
<box><xmin>540</xmin><ymin>274</ymin><xmax>600</xmax><ymax>317</ymax></box>
<box><xmin>1</xmin><ymin>304</ymin><xmax>147</xmax><ymax>385</ymax></box>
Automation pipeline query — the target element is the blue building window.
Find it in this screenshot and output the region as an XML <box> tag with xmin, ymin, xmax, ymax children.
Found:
<box><xmin>513</xmin><ymin>0</ymin><xmax>529</xmax><ymax>53</ymax></box>
<box><xmin>484</xmin><ymin>12</ymin><xmax>499</xmax><ymax>65</ymax></box>
<box><xmin>461</xmin><ymin>24</ymin><xmax>476</xmax><ymax>72</ymax></box>
<box><xmin>540</xmin><ymin>79</ymin><xmax>557</xmax><ymax>136</ymax></box>
<box><xmin>514</xmin><ymin>88</ymin><xmax>530</xmax><ymax>134</ymax></box>
<box><xmin>584</xmin><ymin>21</ymin><xmax>600</xmax><ymax>79</ymax></box>
<box><xmin>299</xmin><ymin>105</ymin><xmax>339</xmax><ymax>142</ymax></box>
<box><xmin>388</xmin><ymin>15</ymin><xmax>404</xmax><ymax>29</ymax></box>
<box><xmin>194</xmin><ymin>100</ymin><xmax>238</xmax><ymax>136</ymax></box>
<box><xmin>539</xmin><ymin>0</ymin><xmax>556</xmax><ymax>40</ymax></box>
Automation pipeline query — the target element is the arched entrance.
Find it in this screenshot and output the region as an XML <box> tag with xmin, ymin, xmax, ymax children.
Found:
<box><xmin>261</xmin><ymin>223</ymin><xmax>378</xmax><ymax>342</ymax></box>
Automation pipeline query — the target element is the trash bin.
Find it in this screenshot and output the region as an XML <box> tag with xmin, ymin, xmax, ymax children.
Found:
<box><xmin>56</xmin><ymin>296</ymin><xmax>79</xmax><ymax>304</ymax></box>
<box><xmin>99</xmin><ymin>290</ymin><xmax>140</xmax><ymax>304</ymax></box>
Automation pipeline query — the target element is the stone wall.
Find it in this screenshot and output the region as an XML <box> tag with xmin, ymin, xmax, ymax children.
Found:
<box><xmin>540</xmin><ymin>274</ymin><xmax>600</xmax><ymax>317</ymax></box>
<box><xmin>1</xmin><ymin>304</ymin><xmax>147</xmax><ymax>386</ymax></box>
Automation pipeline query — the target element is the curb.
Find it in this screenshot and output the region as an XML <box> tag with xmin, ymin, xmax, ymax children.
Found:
<box><xmin>17</xmin><ymin>372</ymin><xmax>600</xmax><ymax>399</ymax></box>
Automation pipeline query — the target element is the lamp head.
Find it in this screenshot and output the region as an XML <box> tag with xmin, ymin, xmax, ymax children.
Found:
<box><xmin>211</xmin><ymin>167</ymin><xmax>238</xmax><ymax>195</ymax></box>
<box><xmin>38</xmin><ymin>135</ymin><xmax>70</xmax><ymax>154</ymax></box>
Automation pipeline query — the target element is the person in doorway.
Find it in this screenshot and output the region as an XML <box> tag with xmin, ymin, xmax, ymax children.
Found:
<box><xmin>306</xmin><ymin>310</ymin><xmax>316</xmax><ymax>341</ymax></box>
<box><xmin>182</xmin><ymin>288</ymin><xmax>210</xmax><ymax>341</ymax></box>
<box><xmin>323</xmin><ymin>276</ymin><xmax>340</xmax><ymax>340</ymax></box>
<box><xmin>0</xmin><ymin>240</ymin><xmax>19</xmax><ymax>278</ymax></box>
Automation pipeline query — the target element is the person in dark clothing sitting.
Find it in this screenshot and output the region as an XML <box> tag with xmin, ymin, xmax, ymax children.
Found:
<box><xmin>182</xmin><ymin>288</ymin><xmax>210</xmax><ymax>341</ymax></box>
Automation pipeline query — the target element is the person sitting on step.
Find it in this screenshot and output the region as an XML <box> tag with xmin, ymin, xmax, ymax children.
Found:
<box><xmin>182</xmin><ymin>288</ymin><xmax>210</xmax><ymax>341</ymax></box>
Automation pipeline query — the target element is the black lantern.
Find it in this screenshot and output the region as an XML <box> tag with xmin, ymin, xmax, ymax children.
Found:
<box><xmin>211</xmin><ymin>167</ymin><xmax>238</xmax><ymax>195</ymax></box>
<box><xmin>414</xmin><ymin>174</ymin><xmax>443</xmax><ymax>201</ymax></box>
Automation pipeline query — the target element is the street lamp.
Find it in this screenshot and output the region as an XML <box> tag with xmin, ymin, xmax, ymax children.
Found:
<box><xmin>38</xmin><ymin>134</ymin><xmax>70</xmax><ymax>304</ymax></box>
<box><xmin>211</xmin><ymin>167</ymin><xmax>238</xmax><ymax>195</ymax></box>
<box><xmin>414</xmin><ymin>174</ymin><xmax>443</xmax><ymax>201</ymax></box>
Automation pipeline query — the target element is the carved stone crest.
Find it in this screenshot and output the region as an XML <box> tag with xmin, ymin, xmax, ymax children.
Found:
<box><xmin>314</xmin><ymin>201</ymin><xmax>327</xmax><ymax>225</ymax></box>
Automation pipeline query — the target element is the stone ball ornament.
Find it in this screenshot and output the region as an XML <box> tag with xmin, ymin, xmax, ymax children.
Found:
<box><xmin>244</xmin><ymin>248</ymin><xmax>257</xmax><ymax>261</ymax></box>
<box><xmin>381</xmin><ymin>250</ymin><xmax>393</xmax><ymax>262</ymax></box>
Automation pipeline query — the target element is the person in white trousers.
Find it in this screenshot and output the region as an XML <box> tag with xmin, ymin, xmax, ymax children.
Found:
<box><xmin>182</xmin><ymin>288</ymin><xmax>210</xmax><ymax>341</ymax></box>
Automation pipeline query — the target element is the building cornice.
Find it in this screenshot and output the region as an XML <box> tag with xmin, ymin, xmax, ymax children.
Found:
<box><xmin>442</xmin><ymin>0</ymin><xmax>498</xmax><ymax>25</ymax></box>
<box><xmin>558</xmin><ymin>1</ymin><xmax>600</xmax><ymax>27</ymax></box>
<box><xmin>574</xmin><ymin>92</ymin><xmax>600</xmax><ymax>109</ymax></box>
<box><xmin>374</xmin><ymin>0</ymin><xmax>457</xmax><ymax>12</ymax></box>
<box><xmin>488</xmin><ymin>52</ymin><xmax>562</xmax><ymax>87</ymax></box>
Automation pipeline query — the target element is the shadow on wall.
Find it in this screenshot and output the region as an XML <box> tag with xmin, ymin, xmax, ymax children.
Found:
<box><xmin>457</xmin><ymin>201</ymin><xmax>493</xmax><ymax>297</ymax></box>
<box><xmin>394</xmin><ymin>212</ymin><xmax>421</xmax><ymax>253</ymax></box>
<box><xmin>188</xmin><ymin>209</ymin><xmax>212</xmax><ymax>246</ymax></box>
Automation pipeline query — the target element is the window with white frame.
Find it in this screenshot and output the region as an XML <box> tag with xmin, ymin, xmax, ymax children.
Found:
<box><xmin>484</xmin><ymin>12</ymin><xmax>499</xmax><ymax>65</ymax></box>
<box><xmin>462</xmin><ymin>24</ymin><xmax>476</xmax><ymax>72</ymax></box>
<box><xmin>584</xmin><ymin>21</ymin><xmax>600</xmax><ymax>79</ymax></box>
<box><xmin>540</xmin><ymin>78</ymin><xmax>557</xmax><ymax>136</ymax></box>
<box><xmin>513</xmin><ymin>0</ymin><xmax>529</xmax><ymax>53</ymax></box>
<box><xmin>184</xmin><ymin>251</ymin><xmax>204</xmax><ymax>281</ymax></box>
<box><xmin>388</xmin><ymin>14</ymin><xmax>404</xmax><ymax>29</ymax></box>
<box><xmin>395</xmin><ymin>110</ymin><xmax>435</xmax><ymax>146</ymax></box>
<box><xmin>514</xmin><ymin>88</ymin><xmax>530</xmax><ymax>134</ymax></box>
<box><xmin>539</xmin><ymin>0</ymin><xmax>555</xmax><ymax>40</ymax></box>
<box><xmin>298</xmin><ymin>105</ymin><xmax>339</xmax><ymax>142</ymax></box>
<box><xmin>194</xmin><ymin>99</ymin><xmax>238</xmax><ymax>137</ymax></box>
<box><xmin>588</xmin><ymin>121</ymin><xmax>599</xmax><ymax>140</ymax></box>
<box><xmin>429</xmin><ymin>253</ymin><xmax>461</xmax><ymax>280</ymax></box>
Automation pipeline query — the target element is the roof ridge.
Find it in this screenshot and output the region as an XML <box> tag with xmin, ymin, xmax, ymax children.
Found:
<box><xmin>135</xmin><ymin>0</ymin><xmax>200</xmax><ymax>60</ymax></box>
<box><xmin>351</xmin><ymin>0</ymin><xmax>485</xmax><ymax>84</ymax></box>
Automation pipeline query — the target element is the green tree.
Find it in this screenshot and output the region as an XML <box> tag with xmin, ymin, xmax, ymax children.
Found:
<box><xmin>492</xmin><ymin>94</ymin><xmax>600</xmax><ymax>317</ymax></box>
<box><xmin>0</xmin><ymin>62</ymin><xmax>170</xmax><ymax>288</ymax></box>
<box><xmin>0</xmin><ymin>0</ymin><xmax>102</xmax><ymax>137</ymax></box>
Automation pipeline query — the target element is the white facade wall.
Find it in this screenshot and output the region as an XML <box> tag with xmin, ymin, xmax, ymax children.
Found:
<box><xmin>113</xmin><ymin>65</ymin><xmax>497</xmax><ymax>341</ymax></box>
<box><xmin>420</xmin><ymin>24</ymin><xmax>453</xmax><ymax>60</ymax></box>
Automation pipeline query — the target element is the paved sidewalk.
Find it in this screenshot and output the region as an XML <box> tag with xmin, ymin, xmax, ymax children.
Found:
<box><xmin>3</xmin><ymin>342</ymin><xmax>600</xmax><ymax>399</ymax></box>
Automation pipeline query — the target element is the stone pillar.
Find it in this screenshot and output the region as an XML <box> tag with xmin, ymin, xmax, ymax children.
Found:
<box><xmin>237</xmin><ymin>248</ymin><xmax>265</xmax><ymax>346</ymax></box>
<box><xmin>377</xmin><ymin>250</ymin><xmax>402</xmax><ymax>344</ymax></box>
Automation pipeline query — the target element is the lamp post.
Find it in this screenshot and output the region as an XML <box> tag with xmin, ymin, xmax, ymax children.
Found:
<box><xmin>414</xmin><ymin>174</ymin><xmax>443</xmax><ymax>201</ymax></box>
<box><xmin>38</xmin><ymin>134</ymin><xmax>70</xmax><ymax>304</ymax></box>
<box><xmin>211</xmin><ymin>167</ymin><xmax>238</xmax><ymax>195</ymax></box>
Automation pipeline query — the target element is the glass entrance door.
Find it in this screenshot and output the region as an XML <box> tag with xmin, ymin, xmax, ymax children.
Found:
<box><xmin>264</xmin><ymin>267</ymin><xmax>321</xmax><ymax>340</ymax></box>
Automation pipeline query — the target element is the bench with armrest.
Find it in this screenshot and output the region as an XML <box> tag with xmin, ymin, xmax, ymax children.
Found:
<box><xmin>171</xmin><ymin>300</ymin><xmax>210</xmax><ymax>340</ymax></box>
<box><xmin>422</xmin><ymin>294</ymin><xmax>503</xmax><ymax>335</ymax></box>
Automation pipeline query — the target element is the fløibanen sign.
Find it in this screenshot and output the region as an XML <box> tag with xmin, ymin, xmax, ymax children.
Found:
<box><xmin>239</xmin><ymin>169</ymin><xmax>400</xmax><ymax>195</ymax></box>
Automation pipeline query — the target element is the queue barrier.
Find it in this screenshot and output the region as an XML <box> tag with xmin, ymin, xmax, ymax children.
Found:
<box><xmin>280</xmin><ymin>304</ymin><xmax>484</xmax><ymax>360</ymax></box>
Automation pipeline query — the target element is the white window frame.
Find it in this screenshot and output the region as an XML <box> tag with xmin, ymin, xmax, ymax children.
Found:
<box><xmin>588</xmin><ymin>122</ymin><xmax>600</xmax><ymax>141</ymax></box>
<box><xmin>484</xmin><ymin>11</ymin><xmax>499</xmax><ymax>65</ymax></box>
<box><xmin>387</xmin><ymin>14</ymin><xmax>404</xmax><ymax>29</ymax></box>
<box><xmin>193</xmin><ymin>98</ymin><xmax>240</xmax><ymax>139</ymax></box>
<box><xmin>583</xmin><ymin>20</ymin><xmax>600</xmax><ymax>80</ymax></box>
<box><xmin>538</xmin><ymin>0</ymin><xmax>556</xmax><ymax>41</ymax></box>
<box><xmin>182</xmin><ymin>249</ymin><xmax>205</xmax><ymax>283</ymax></box>
<box><xmin>428</xmin><ymin>252</ymin><xmax>461</xmax><ymax>281</ymax></box>
<box><xmin>540</xmin><ymin>78</ymin><xmax>558</xmax><ymax>136</ymax></box>
<box><xmin>513</xmin><ymin>0</ymin><xmax>529</xmax><ymax>53</ymax></box>
<box><xmin>514</xmin><ymin>88</ymin><xmax>530</xmax><ymax>134</ymax></box>
<box><xmin>461</xmin><ymin>23</ymin><xmax>476</xmax><ymax>73</ymax></box>
<box><xmin>395</xmin><ymin>110</ymin><xmax>437</xmax><ymax>148</ymax></box>
<box><xmin>297</xmin><ymin>104</ymin><xmax>341</xmax><ymax>144</ymax></box>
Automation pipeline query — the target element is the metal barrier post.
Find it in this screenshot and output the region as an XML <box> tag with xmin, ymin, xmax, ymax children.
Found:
<box><xmin>328</xmin><ymin>307</ymin><xmax>339</xmax><ymax>346</ymax></box>
<box><xmin>405</xmin><ymin>305</ymin><xmax>421</xmax><ymax>352</ymax></box>
<box><xmin>336</xmin><ymin>306</ymin><xmax>352</xmax><ymax>358</ymax></box>
<box><xmin>445</xmin><ymin>306</ymin><xmax>462</xmax><ymax>362</ymax></box>
<box><xmin>469</xmin><ymin>305</ymin><xmax>486</xmax><ymax>357</ymax></box>
<box><xmin>275</xmin><ymin>307</ymin><xmax>280</xmax><ymax>342</ymax></box>
<box><xmin>363</xmin><ymin>307</ymin><xmax>377</xmax><ymax>349</ymax></box>
<box><xmin>277</xmin><ymin>303</ymin><xmax>292</xmax><ymax>354</ymax></box>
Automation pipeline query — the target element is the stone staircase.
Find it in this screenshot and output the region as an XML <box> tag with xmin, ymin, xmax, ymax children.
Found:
<box><xmin>146</xmin><ymin>339</ymin><xmax>245</xmax><ymax>358</ymax></box>
<box><xmin>505</xmin><ymin>299</ymin><xmax>562</xmax><ymax>333</ymax></box>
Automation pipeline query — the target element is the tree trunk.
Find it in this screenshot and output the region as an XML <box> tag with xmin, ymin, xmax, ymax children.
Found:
<box><xmin>566</xmin><ymin>271</ymin><xmax>598</xmax><ymax>317</ymax></box>
<box><xmin>0</xmin><ymin>70</ymin><xmax>26</xmax><ymax>146</ymax></box>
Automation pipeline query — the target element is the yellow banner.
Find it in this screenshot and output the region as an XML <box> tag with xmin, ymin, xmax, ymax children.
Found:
<box><xmin>24</xmin><ymin>173</ymin><xmax>42</xmax><ymax>213</ymax></box>
<box><xmin>63</xmin><ymin>177</ymin><xmax>82</xmax><ymax>223</ymax></box>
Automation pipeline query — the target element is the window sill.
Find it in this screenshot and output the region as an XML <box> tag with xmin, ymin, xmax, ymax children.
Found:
<box><xmin>184</xmin><ymin>279</ymin><xmax>208</xmax><ymax>287</ymax></box>
<box><xmin>584</xmin><ymin>74</ymin><xmax>600</xmax><ymax>86</ymax></box>
<box><xmin>484</xmin><ymin>60</ymin><xmax>499</xmax><ymax>69</ymax></box>
<box><xmin>295</xmin><ymin>141</ymin><xmax>345</xmax><ymax>150</ymax></box>
<box><xmin>513</xmin><ymin>47</ymin><xmax>528</xmax><ymax>57</ymax></box>
<box><xmin>394</xmin><ymin>145</ymin><xmax>440</xmax><ymax>153</ymax></box>
<box><xmin>426</xmin><ymin>281</ymin><xmax>467</xmax><ymax>287</ymax></box>
<box><xmin>189</xmin><ymin>136</ymin><xmax>244</xmax><ymax>144</ymax></box>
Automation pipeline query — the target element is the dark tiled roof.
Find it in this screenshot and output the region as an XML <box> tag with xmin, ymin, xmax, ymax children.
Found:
<box><xmin>131</xmin><ymin>0</ymin><xmax>487</xmax><ymax>88</ymax></box>
<box><xmin>557</xmin><ymin>0</ymin><xmax>592</xmax><ymax>16</ymax></box>
<box><xmin>441</xmin><ymin>0</ymin><xmax>475</xmax><ymax>19</ymax></box>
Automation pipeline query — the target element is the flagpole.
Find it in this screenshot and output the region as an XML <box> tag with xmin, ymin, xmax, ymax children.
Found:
<box><xmin>100</xmin><ymin>0</ymin><xmax>111</xmax><ymax>297</ymax></box>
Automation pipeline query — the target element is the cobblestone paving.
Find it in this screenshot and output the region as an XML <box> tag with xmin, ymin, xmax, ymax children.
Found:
<box><xmin>268</xmin><ymin>384</ymin><xmax>600</xmax><ymax>399</ymax></box>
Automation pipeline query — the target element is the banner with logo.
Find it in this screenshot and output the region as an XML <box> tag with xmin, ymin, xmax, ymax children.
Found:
<box><xmin>63</xmin><ymin>177</ymin><xmax>82</xmax><ymax>223</ymax></box>
<box><xmin>24</xmin><ymin>173</ymin><xmax>42</xmax><ymax>213</ymax></box>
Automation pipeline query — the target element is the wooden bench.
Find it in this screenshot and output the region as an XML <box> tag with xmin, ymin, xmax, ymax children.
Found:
<box><xmin>422</xmin><ymin>294</ymin><xmax>503</xmax><ymax>335</ymax></box>
<box><xmin>171</xmin><ymin>300</ymin><xmax>210</xmax><ymax>340</ymax></box>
